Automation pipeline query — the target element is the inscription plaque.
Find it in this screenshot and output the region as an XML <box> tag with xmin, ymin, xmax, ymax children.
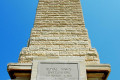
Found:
<box><xmin>37</xmin><ymin>62</ymin><xmax>80</xmax><ymax>80</ymax></box>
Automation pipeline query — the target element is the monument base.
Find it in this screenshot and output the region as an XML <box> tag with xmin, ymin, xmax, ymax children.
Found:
<box><xmin>8</xmin><ymin>57</ymin><xmax>110</xmax><ymax>80</ymax></box>
<box><xmin>7</xmin><ymin>63</ymin><xmax>110</xmax><ymax>80</ymax></box>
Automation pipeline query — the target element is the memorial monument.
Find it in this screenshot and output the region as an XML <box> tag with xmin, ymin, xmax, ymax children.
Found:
<box><xmin>7</xmin><ymin>0</ymin><xmax>111</xmax><ymax>80</ymax></box>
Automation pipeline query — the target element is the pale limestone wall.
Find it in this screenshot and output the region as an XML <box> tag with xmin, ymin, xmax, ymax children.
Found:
<box><xmin>18</xmin><ymin>0</ymin><xmax>100</xmax><ymax>64</ymax></box>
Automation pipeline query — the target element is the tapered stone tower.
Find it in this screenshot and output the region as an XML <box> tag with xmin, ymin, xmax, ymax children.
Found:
<box><xmin>7</xmin><ymin>0</ymin><xmax>111</xmax><ymax>80</ymax></box>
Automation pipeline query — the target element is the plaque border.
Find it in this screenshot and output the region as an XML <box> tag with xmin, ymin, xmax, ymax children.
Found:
<box><xmin>37</xmin><ymin>62</ymin><xmax>80</xmax><ymax>80</ymax></box>
<box><xmin>31</xmin><ymin>59</ymin><xmax>87</xmax><ymax>80</ymax></box>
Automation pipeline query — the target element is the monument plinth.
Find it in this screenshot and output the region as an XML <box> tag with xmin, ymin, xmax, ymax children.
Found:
<box><xmin>7</xmin><ymin>0</ymin><xmax>111</xmax><ymax>80</ymax></box>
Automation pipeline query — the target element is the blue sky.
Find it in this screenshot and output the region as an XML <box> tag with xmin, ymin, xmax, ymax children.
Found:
<box><xmin>0</xmin><ymin>0</ymin><xmax>120</xmax><ymax>79</ymax></box>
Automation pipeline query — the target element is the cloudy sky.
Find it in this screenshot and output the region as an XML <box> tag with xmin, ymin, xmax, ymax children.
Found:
<box><xmin>0</xmin><ymin>0</ymin><xmax>120</xmax><ymax>79</ymax></box>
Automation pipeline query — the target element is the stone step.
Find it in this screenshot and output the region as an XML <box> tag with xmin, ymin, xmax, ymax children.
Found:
<box><xmin>31</xmin><ymin>30</ymin><xmax>87</xmax><ymax>34</ymax></box>
<box><xmin>28</xmin><ymin>45</ymin><xmax>89</xmax><ymax>49</ymax></box>
<box><xmin>30</xmin><ymin>33</ymin><xmax>88</xmax><ymax>37</ymax></box>
<box><xmin>38</xmin><ymin>3</ymin><xmax>81</xmax><ymax>6</ymax></box>
<box><xmin>37</xmin><ymin>5</ymin><xmax>81</xmax><ymax>8</ymax></box>
<box><xmin>21</xmin><ymin>45</ymin><xmax>90</xmax><ymax>51</ymax></box>
<box><xmin>36</xmin><ymin>8</ymin><xmax>82</xmax><ymax>12</ymax></box>
<box><xmin>30</xmin><ymin>36</ymin><xmax>88</xmax><ymax>41</ymax></box>
<box><xmin>35</xmin><ymin>15</ymin><xmax>82</xmax><ymax>18</ymax></box>
<box><xmin>30</xmin><ymin>32</ymin><xmax>88</xmax><ymax>37</ymax></box>
<box><xmin>20</xmin><ymin>53</ymin><xmax>99</xmax><ymax>60</ymax></box>
<box><xmin>36</xmin><ymin>11</ymin><xmax>82</xmax><ymax>14</ymax></box>
<box><xmin>32</xmin><ymin>27</ymin><xmax>86</xmax><ymax>31</ymax></box>
<box><xmin>33</xmin><ymin>23</ymin><xmax>85</xmax><ymax>27</ymax></box>
<box><xmin>35</xmin><ymin>14</ymin><xmax>82</xmax><ymax>17</ymax></box>
<box><xmin>28</xmin><ymin>46</ymin><xmax>89</xmax><ymax>51</ymax></box>
<box><xmin>34</xmin><ymin>20</ymin><xmax>83</xmax><ymax>24</ymax></box>
<box><xmin>21</xmin><ymin>47</ymin><xmax>97</xmax><ymax>56</ymax></box>
<box><xmin>33</xmin><ymin>24</ymin><xmax>85</xmax><ymax>27</ymax></box>
<box><xmin>29</xmin><ymin>41</ymin><xmax>89</xmax><ymax>45</ymax></box>
<box><xmin>20</xmin><ymin>50</ymin><xmax>87</xmax><ymax>56</ymax></box>
<box><xmin>38</xmin><ymin>2</ymin><xmax>81</xmax><ymax>5</ymax></box>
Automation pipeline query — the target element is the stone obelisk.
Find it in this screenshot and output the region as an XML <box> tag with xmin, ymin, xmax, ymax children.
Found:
<box><xmin>7</xmin><ymin>0</ymin><xmax>111</xmax><ymax>80</ymax></box>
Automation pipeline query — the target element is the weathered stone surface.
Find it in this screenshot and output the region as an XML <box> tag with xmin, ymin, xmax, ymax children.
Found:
<box><xmin>18</xmin><ymin>0</ymin><xmax>100</xmax><ymax>64</ymax></box>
